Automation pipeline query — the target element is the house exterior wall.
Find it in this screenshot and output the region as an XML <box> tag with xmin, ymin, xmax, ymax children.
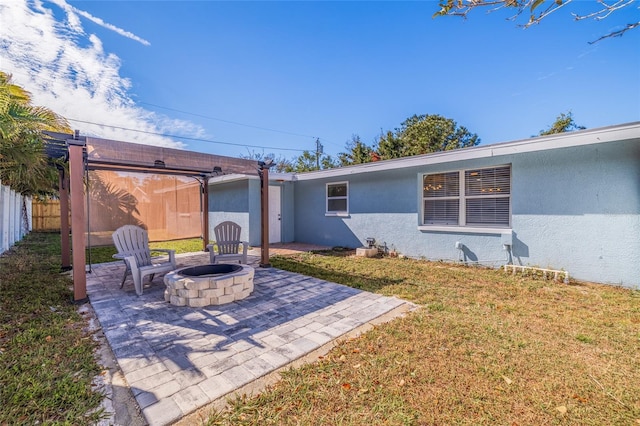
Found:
<box><xmin>208</xmin><ymin>178</ymin><xmax>295</xmax><ymax>247</ymax></box>
<box><xmin>247</xmin><ymin>179</ymin><xmax>262</xmax><ymax>246</ymax></box>
<box><xmin>208</xmin><ymin>179</ymin><xmax>253</xmax><ymax>244</ymax></box>
<box><xmin>293</xmin><ymin>140</ymin><xmax>640</xmax><ymax>288</ymax></box>
<box><xmin>509</xmin><ymin>141</ymin><xmax>639</xmax><ymax>287</ymax></box>
<box><xmin>281</xmin><ymin>181</ymin><xmax>296</xmax><ymax>243</ymax></box>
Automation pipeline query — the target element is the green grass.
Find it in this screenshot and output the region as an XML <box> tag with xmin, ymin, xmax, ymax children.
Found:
<box><xmin>0</xmin><ymin>233</ymin><xmax>208</xmax><ymax>423</ymax></box>
<box><xmin>207</xmin><ymin>250</ymin><xmax>640</xmax><ymax>425</ymax></box>
<box><xmin>0</xmin><ymin>232</ymin><xmax>105</xmax><ymax>425</ymax></box>
<box><xmin>87</xmin><ymin>237</ymin><xmax>207</xmax><ymax>264</ymax></box>
<box><xmin>3</xmin><ymin>235</ymin><xmax>639</xmax><ymax>425</ymax></box>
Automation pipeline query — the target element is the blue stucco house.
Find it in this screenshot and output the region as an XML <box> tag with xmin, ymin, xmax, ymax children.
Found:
<box><xmin>208</xmin><ymin>122</ymin><xmax>640</xmax><ymax>288</ymax></box>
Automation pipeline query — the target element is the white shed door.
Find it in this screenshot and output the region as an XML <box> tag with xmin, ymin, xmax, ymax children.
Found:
<box><xmin>268</xmin><ymin>185</ymin><xmax>281</xmax><ymax>243</ymax></box>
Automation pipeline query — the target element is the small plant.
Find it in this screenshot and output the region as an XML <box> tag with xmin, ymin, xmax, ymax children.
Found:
<box><xmin>576</xmin><ymin>334</ymin><xmax>594</xmax><ymax>344</ymax></box>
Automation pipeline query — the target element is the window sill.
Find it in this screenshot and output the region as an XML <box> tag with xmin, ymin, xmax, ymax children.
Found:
<box><xmin>325</xmin><ymin>212</ymin><xmax>350</xmax><ymax>217</ymax></box>
<box><xmin>418</xmin><ymin>225</ymin><xmax>511</xmax><ymax>235</ymax></box>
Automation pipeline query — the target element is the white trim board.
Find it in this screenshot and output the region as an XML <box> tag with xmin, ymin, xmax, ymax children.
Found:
<box><xmin>294</xmin><ymin>122</ymin><xmax>640</xmax><ymax>181</ymax></box>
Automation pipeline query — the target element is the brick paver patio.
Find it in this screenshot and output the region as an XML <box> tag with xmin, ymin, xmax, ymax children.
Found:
<box><xmin>88</xmin><ymin>251</ymin><xmax>415</xmax><ymax>425</ymax></box>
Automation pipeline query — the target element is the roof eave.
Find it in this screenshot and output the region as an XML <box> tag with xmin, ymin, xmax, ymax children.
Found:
<box><xmin>294</xmin><ymin>121</ymin><xmax>640</xmax><ymax>181</ymax></box>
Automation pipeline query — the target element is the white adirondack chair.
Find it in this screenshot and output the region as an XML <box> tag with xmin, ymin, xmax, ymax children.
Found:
<box><xmin>206</xmin><ymin>221</ymin><xmax>248</xmax><ymax>264</ymax></box>
<box><xmin>112</xmin><ymin>225</ymin><xmax>176</xmax><ymax>296</ymax></box>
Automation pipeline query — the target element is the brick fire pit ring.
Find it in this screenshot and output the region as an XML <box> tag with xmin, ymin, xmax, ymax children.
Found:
<box><xmin>164</xmin><ymin>264</ymin><xmax>255</xmax><ymax>307</ymax></box>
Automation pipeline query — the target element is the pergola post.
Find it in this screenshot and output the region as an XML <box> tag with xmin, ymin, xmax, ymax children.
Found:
<box><xmin>259</xmin><ymin>161</ymin><xmax>273</xmax><ymax>268</ymax></box>
<box><xmin>67</xmin><ymin>139</ymin><xmax>87</xmax><ymax>303</ymax></box>
<box><xmin>202</xmin><ymin>176</ymin><xmax>210</xmax><ymax>251</ymax></box>
<box><xmin>58</xmin><ymin>168</ymin><xmax>71</xmax><ymax>271</ymax></box>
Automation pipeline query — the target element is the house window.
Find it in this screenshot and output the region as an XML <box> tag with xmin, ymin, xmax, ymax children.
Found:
<box><xmin>422</xmin><ymin>165</ymin><xmax>511</xmax><ymax>228</ymax></box>
<box><xmin>326</xmin><ymin>181</ymin><xmax>348</xmax><ymax>215</ymax></box>
<box><xmin>423</xmin><ymin>172</ymin><xmax>460</xmax><ymax>225</ymax></box>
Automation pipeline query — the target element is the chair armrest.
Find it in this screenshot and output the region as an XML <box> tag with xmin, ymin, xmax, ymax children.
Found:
<box><xmin>151</xmin><ymin>248</ymin><xmax>175</xmax><ymax>255</ymax></box>
<box><xmin>206</xmin><ymin>244</ymin><xmax>214</xmax><ymax>253</ymax></box>
<box><xmin>112</xmin><ymin>253</ymin><xmax>125</xmax><ymax>260</ymax></box>
<box><xmin>150</xmin><ymin>248</ymin><xmax>176</xmax><ymax>268</ymax></box>
<box><xmin>124</xmin><ymin>255</ymin><xmax>138</xmax><ymax>274</ymax></box>
<box><xmin>240</xmin><ymin>241</ymin><xmax>249</xmax><ymax>255</ymax></box>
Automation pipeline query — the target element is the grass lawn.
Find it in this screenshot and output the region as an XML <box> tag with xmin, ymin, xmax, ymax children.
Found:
<box><xmin>207</xmin><ymin>251</ymin><xmax>640</xmax><ymax>425</ymax></box>
<box><xmin>0</xmin><ymin>233</ymin><xmax>205</xmax><ymax>424</ymax></box>
<box><xmin>2</xmin><ymin>233</ymin><xmax>638</xmax><ymax>425</ymax></box>
<box><xmin>0</xmin><ymin>232</ymin><xmax>104</xmax><ymax>425</ymax></box>
<box><xmin>87</xmin><ymin>237</ymin><xmax>206</xmax><ymax>264</ymax></box>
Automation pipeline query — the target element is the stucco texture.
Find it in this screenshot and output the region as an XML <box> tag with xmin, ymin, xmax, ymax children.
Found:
<box><xmin>293</xmin><ymin>140</ymin><xmax>639</xmax><ymax>288</ymax></box>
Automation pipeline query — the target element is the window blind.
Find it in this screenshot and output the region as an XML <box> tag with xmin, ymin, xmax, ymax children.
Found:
<box><xmin>422</xmin><ymin>165</ymin><xmax>511</xmax><ymax>228</ymax></box>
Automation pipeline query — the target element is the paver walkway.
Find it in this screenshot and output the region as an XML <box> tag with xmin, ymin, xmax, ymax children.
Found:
<box><xmin>88</xmin><ymin>252</ymin><xmax>415</xmax><ymax>426</ymax></box>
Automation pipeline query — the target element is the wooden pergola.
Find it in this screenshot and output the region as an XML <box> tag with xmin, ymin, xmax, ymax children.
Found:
<box><xmin>44</xmin><ymin>131</ymin><xmax>274</xmax><ymax>303</ymax></box>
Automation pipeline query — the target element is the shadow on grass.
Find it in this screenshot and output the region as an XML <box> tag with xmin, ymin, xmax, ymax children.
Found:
<box><xmin>270</xmin><ymin>254</ymin><xmax>404</xmax><ymax>294</ymax></box>
<box><xmin>311</xmin><ymin>247</ymin><xmax>362</xmax><ymax>258</ymax></box>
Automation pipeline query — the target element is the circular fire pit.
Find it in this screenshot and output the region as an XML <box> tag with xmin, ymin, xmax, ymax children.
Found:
<box><xmin>164</xmin><ymin>264</ymin><xmax>255</xmax><ymax>307</ymax></box>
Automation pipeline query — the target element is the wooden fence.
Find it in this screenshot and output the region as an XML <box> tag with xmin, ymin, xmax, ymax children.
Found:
<box><xmin>32</xmin><ymin>199</ymin><xmax>68</xmax><ymax>231</ymax></box>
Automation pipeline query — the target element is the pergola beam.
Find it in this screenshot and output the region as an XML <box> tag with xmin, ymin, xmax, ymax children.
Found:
<box><xmin>44</xmin><ymin>133</ymin><xmax>264</xmax><ymax>302</ymax></box>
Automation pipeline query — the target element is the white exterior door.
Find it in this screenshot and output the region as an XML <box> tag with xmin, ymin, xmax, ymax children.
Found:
<box><xmin>268</xmin><ymin>185</ymin><xmax>281</xmax><ymax>243</ymax></box>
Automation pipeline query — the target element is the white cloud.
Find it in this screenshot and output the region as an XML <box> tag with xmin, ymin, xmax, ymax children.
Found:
<box><xmin>0</xmin><ymin>0</ymin><xmax>200</xmax><ymax>149</ymax></box>
<box><xmin>53</xmin><ymin>0</ymin><xmax>152</xmax><ymax>47</ymax></box>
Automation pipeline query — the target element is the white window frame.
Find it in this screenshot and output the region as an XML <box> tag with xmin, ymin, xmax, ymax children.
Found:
<box><xmin>326</xmin><ymin>181</ymin><xmax>349</xmax><ymax>216</ymax></box>
<box><xmin>422</xmin><ymin>171</ymin><xmax>460</xmax><ymax>226</ymax></box>
<box><xmin>419</xmin><ymin>165</ymin><xmax>511</xmax><ymax>233</ymax></box>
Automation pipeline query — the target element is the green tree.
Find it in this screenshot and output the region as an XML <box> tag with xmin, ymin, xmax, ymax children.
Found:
<box><xmin>239</xmin><ymin>149</ymin><xmax>294</xmax><ymax>173</ymax></box>
<box><xmin>272</xmin><ymin>158</ymin><xmax>295</xmax><ymax>173</ymax></box>
<box><xmin>0</xmin><ymin>72</ymin><xmax>69</xmax><ymax>196</ymax></box>
<box><xmin>282</xmin><ymin>150</ymin><xmax>337</xmax><ymax>172</ymax></box>
<box><xmin>539</xmin><ymin>111</ymin><xmax>586</xmax><ymax>136</ymax></box>
<box><xmin>376</xmin><ymin>114</ymin><xmax>479</xmax><ymax>160</ymax></box>
<box><xmin>434</xmin><ymin>0</ymin><xmax>639</xmax><ymax>43</ymax></box>
<box><xmin>338</xmin><ymin>134</ymin><xmax>375</xmax><ymax>166</ymax></box>
<box><xmin>375</xmin><ymin>129</ymin><xmax>404</xmax><ymax>160</ymax></box>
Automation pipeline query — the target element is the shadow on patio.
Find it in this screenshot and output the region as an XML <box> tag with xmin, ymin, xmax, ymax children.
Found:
<box><xmin>87</xmin><ymin>252</ymin><xmax>415</xmax><ymax>425</ymax></box>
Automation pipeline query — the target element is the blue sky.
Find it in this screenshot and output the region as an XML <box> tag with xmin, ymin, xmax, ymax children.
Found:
<box><xmin>1</xmin><ymin>0</ymin><xmax>639</xmax><ymax>161</ymax></box>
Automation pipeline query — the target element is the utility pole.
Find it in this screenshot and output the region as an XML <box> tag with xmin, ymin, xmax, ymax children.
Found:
<box><xmin>315</xmin><ymin>138</ymin><xmax>323</xmax><ymax>170</ymax></box>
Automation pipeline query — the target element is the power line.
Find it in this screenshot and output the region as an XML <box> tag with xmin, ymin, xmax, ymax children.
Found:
<box><xmin>66</xmin><ymin>117</ymin><xmax>308</xmax><ymax>153</ymax></box>
<box><xmin>9</xmin><ymin>69</ymin><xmax>343</xmax><ymax>150</ymax></box>
<box><xmin>137</xmin><ymin>101</ymin><xmax>345</xmax><ymax>149</ymax></box>
<box><xmin>138</xmin><ymin>101</ymin><xmax>320</xmax><ymax>140</ymax></box>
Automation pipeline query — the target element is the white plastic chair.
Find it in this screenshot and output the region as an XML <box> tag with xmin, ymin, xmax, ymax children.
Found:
<box><xmin>112</xmin><ymin>225</ymin><xmax>176</xmax><ymax>296</ymax></box>
<box><xmin>206</xmin><ymin>221</ymin><xmax>248</xmax><ymax>264</ymax></box>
